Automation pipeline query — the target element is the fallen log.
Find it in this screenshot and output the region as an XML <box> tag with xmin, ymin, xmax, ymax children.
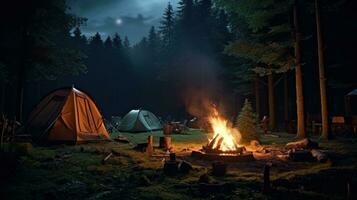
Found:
<box><xmin>288</xmin><ymin>149</ymin><xmax>315</xmax><ymax>162</ymax></box>
<box><xmin>285</xmin><ymin>138</ymin><xmax>318</xmax><ymax>150</ymax></box>
<box><xmin>310</xmin><ymin>149</ymin><xmax>328</xmax><ymax>162</ymax></box>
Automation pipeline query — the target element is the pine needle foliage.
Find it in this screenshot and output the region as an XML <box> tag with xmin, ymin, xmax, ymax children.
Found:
<box><xmin>236</xmin><ymin>99</ymin><xmax>259</xmax><ymax>144</ymax></box>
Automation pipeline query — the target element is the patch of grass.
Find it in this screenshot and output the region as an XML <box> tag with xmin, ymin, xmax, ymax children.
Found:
<box><xmin>2</xmin><ymin>130</ymin><xmax>357</xmax><ymax>200</ymax></box>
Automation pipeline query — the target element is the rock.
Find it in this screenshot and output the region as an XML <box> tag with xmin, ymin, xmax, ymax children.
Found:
<box><xmin>179</xmin><ymin>161</ymin><xmax>193</xmax><ymax>173</ymax></box>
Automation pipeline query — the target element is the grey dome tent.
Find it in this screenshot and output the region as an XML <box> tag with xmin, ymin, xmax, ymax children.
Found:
<box><xmin>118</xmin><ymin>109</ymin><xmax>162</xmax><ymax>132</ymax></box>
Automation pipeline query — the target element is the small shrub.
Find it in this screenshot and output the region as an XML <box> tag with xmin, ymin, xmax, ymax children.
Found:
<box><xmin>235</xmin><ymin>99</ymin><xmax>259</xmax><ymax>144</ymax></box>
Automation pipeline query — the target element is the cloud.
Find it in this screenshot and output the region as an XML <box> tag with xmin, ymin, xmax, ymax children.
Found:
<box><xmin>68</xmin><ymin>0</ymin><xmax>179</xmax><ymax>43</ymax></box>
<box><xmin>81</xmin><ymin>15</ymin><xmax>156</xmax><ymax>42</ymax></box>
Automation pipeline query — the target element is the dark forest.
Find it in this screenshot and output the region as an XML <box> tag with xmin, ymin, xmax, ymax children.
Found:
<box><xmin>1</xmin><ymin>0</ymin><xmax>357</xmax><ymax>199</ymax></box>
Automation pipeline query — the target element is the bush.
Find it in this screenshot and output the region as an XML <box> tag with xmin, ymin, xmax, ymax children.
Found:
<box><xmin>235</xmin><ymin>99</ymin><xmax>259</xmax><ymax>144</ymax></box>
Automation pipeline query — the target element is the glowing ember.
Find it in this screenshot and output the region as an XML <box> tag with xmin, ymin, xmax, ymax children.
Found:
<box><xmin>207</xmin><ymin>108</ymin><xmax>242</xmax><ymax>152</ymax></box>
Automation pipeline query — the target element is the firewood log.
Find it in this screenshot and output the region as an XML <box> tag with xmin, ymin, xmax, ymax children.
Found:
<box><xmin>204</xmin><ymin>134</ymin><xmax>220</xmax><ymax>150</ymax></box>
<box><xmin>285</xmin><ymin>138</ymin><xmax>318</xmax><ymax>149</ymax></box>
<box><xmin>214</xmin><ymin>137</ymin><xmax>224</xmax><ymax>150</ymax></box>
<box><xmin>288</xmin><ymin>149</ymin><xmax>315</xmax><ymax>162</ymax></box>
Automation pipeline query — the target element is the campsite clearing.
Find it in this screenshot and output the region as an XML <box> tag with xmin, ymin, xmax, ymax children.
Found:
<box><xmin>1</xmin><ymin>131</ymin><xmax>357</xmax><ymax>200</ymax></box>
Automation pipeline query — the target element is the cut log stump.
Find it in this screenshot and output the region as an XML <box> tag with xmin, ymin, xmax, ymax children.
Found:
<box><xmin>146</xmin><ymin>135</ymin><xmax>153</xmax><ymax>156</ymax></box>
<box><xmin>263</xmin><ymin>162</ymin><xmax>272</xmax><ymax>194</ymax></box>
<box><xmin>159</xmin><ymin>136</ymin><xmax>172</xmax><ymax>150</ymax></box>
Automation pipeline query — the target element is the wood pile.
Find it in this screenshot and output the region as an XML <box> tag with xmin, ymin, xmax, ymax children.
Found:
<box><xmin>285</xmin><ymin>138</ymin><xmax>319</xmax><ymax>149</ymax></box>
<box><xmin>285</xmin><ymin>138</ymin><xmax>328</xmax><ymax>163</ymax></box>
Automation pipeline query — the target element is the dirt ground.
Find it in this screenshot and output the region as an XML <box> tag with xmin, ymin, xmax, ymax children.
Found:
<box><xmin>1</xmin><ymin>130</ymin><xmax>357</xmax><ymax>200</ymax></box>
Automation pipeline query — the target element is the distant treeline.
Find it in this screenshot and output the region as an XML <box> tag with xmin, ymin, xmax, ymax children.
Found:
<box><xmin>0</xmin><ymin>0</ymin><xmax>356</xmax><ymax>132</ymax></box>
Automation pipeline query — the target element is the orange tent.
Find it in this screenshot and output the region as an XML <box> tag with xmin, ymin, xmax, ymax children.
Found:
<box><xmin>26</xmin><ymin>87</ymin><xmax>110</xmax><ymax>144</ymax></box>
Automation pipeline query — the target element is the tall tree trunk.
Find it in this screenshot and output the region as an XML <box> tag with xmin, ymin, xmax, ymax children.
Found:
<box><xmin>268</xmin><ymin>73</ymin><xmax>275</xmax><ymax>130</ymax></box>
<box><xmin>255</xmin><ymin>75</ymin><xmax>260</xmax><ymax>119</ymax></box>
<box><xmin>315</xmin><ymin>0</ymin><xmax>329</xmax><ymax>140</ymax></box>
<box><xmin>294</xmin><ymin>1</ymin><xmax>306</xmax><ymax>138</ymax></box>
<box><xmin>0</xmin><ymin>83</ymin><xmax>5</xmax><ymax>113</ymax></box>
<box><xmin>284</xmin><ymin>73</ymin><xmax>289</xmax><ymax>130</ymax></box>
<box><xmin>16</xmin><ymin>27</ymin><xmax>28</xmax><ymax>122</ymax></box>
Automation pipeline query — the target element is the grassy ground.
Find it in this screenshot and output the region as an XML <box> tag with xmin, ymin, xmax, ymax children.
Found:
<box><xmin>1</xmin><ymin>130</ymin><xmax>356</xmax><ymax>200</ymax></box>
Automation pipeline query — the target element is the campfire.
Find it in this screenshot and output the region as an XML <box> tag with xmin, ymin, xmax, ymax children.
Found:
<box><xmin>203</xmin><ymin>109</ymin><xmax>244</xmax><ymax>154</ymax></box>
<box><xmin>191</xmin><ymin>108</ymin><xmax>254</xmax><ymax>161</ymax></box>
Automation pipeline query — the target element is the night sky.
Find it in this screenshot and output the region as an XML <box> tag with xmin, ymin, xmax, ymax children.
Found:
<box><xmin>68</xmin><ymin>0</ymin><xmax>179</xmax><ymax>43</ymax></box>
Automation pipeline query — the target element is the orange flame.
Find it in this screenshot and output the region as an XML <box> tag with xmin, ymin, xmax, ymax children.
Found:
<box><xmin>208</xmin><ymin>108</ymin><xmax>242</xmax><ymax>151</ymax></box>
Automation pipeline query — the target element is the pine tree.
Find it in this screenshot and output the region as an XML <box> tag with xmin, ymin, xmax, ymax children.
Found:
<box><xmin>123</xmin><ymin>36</ymin><xmax>131</xmax><ymax>49</ymax></box>
<box><xmin>236</xmin><ymin>99</ymin><xmax>258</xmax><ymax>144</ymax></box>
<box><xmin>148</xmin><ymin>26</ymin><xmax>160</xmax><ymax>52</ymax></box>
<box><xmin>176</xmin><ymin>0</ymin><xmax>195</xmax><ymax>45</ymax></box>
<box><xmin>112</xmin><ymin>33</ymin><xmax>122</xmax><ymax>49</ymax></box>
<box><xmin>90</xmin><ymin>32</ymin><xmax>104</xmax><ymax>49</ymax></box>
<box><xmin>104</xmin><ymin>36</ymin><xmax>113</xmax><ymax>49</ymax></box>
<box><xmin>195</xmin><ymin>0</ymin><xmax>213</xmax><ymax>50</ymax></box>
<box><xmin>73</xmin><ymin>27</ymin><xmax>82</xmax><ymax>41</ymax></box>
<box><xmin>219</xmin><ymin>0</ymin><xmax>295</xmax><ymax>130</ymax></box>
<box><xmin>159</xmin><ymin>2</ymin><xmax>175</xmax><ymax>50</ymax></box>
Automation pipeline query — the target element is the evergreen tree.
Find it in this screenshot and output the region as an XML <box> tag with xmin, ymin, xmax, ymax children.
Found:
<box><xmin>218</xmin><ymin>0</ymin><xmax>295</xmax><ymax>130</ymax></box>
<box><xmin>73</xmin><ymin>27</ymin><xmax>82</xmax><ymax>41</ymax></box>
<box><xmin>0</xmin><ymin>0</ymin><xmax>87</xmax><ymax>120</ymax></box>
<box><xmin>236</xmin><ymin>99</ymin><xmax>258</xmax><ymax>144</ymax></box>
<box><xmin>123</xmin><ymin>36</ymin><xmax>131</xmax><ymax>49</ymax></box>
<box><xmin>112</xmin><ymin>33</ymin><xmax>122</xmax><ymax>49</ymax></box>
<box><xmin>71</xmin><ymin>27</ymin><xmax>88</xmax><ymax>52</ymax></box>
<box><xmin>148</xmin><ymin>27</ymin><xmax>160</xmax><ymax>51</ymax></box>
<box><xmin>104</xmin><ymin>36</ymin><xmax>113</xmax><ymax>49</ymax></box>
<box><xmin>196</xmin><ymin>0</ymin><xmax>213</xmax><ymax>48</ymax></box>
<box><xmin>176</xmin><ymin>0</ymin><xmax>195</xmax><ymax>45</ymax></box>
<box><xmin>159</xmin><ymin>2</ymin><xmax>175</xmax><ymax>50</ymax></box>
<box><xmin>90</xmin><ymin>32</ymin><xmax>104</xmax><ymax>49</ymax></box>
<box><xmin>148</xmin><ymin>26</ymin><xmax>160</xmax><ymax>64</ymax></box>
